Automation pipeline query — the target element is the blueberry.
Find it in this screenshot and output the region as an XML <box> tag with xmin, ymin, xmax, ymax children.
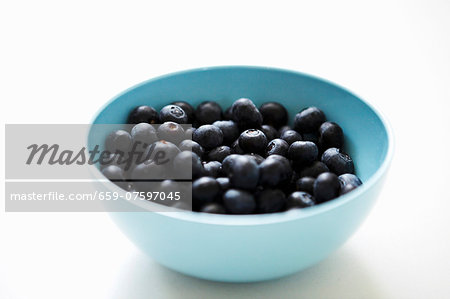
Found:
<box><xmin>256</xmin><ymin>189</ymin><xmax>286</xmax><ymax>213</ymax></box>
<box><xmin>298</xmin><ymin>161</ymin><xmax>329</xmax><ymax>178</ymax></box>
<box><xmin>144</xmin><ymin>140</ymin><xmax>180</xmax><ymax>165</ymax></box>
<box><xmin>216</xmin><ymin>177</ymin><xmax>230</xmax><ymax>191</ymax></box>
<box><xmin>203</xmin><ymin>161</ymin><xmax>222</xmax><ymax>178</ymax></box>
<box><xmin>293</xmin><ymin>107</ymin><xmax>326</xmax><ymax>133</ymax></box>
<box><xmin>195</xmin><ymin>101</ymin><xmax>222</xmax><ymax>125</ymax></box>
<box><xmin>279</xmin><ymin>125</ymin><xmax>292</xmax><ymax>136</ymax></box>
<box><xmin>286</xmin><ymin>191</ymin><xmax>316</xmax><ymax>209</ymax></box>
<box><xmin>265</xmin><ymin>138</ymin><xmax>289</xmax><ymax>157</ymax></box>
<box><xmin>157</xmin><ymin>122</ymin><xmax>185</xmax><ymax>145</ymax></box>
<box><xmin>227</xmin><ymin>155</ymin><xmax>259</xmax><ymax>190</ymax></box>
<box><xmin>100</xmin><ymin>153</ymin><xmax>126</xmax><ymax>171</ymax></box>
<box><xmin>261</xmin><ymin>125</ymin><xmax>279</xmax><ymax>141</ymax></box>
<box><xmin>212</xmin><ymin>120</ymin><xmax>239</xmax><ymax>145</ymax></box>
<box><xmin>193</xmin><ymin>125</ymin><xmax>223</xmax><ymax>150</ymax></box>
<box><xmin>338</xmin><ymin>173</ymin><xmax>362</xmax><ymax>188</ymax></box>
<box><xmin>302</xmin><ymin>132</ymin><xmax>319</xmax><ymax>144</ymax></box>
<box><xmin>173</xmin><ymin>151</ymin><xmax>203</xmax><ymax>179</ymax></box>
<box><xmin>158</xmin><ymin>179</ymin><xmax>184</xmax><ymax>196</ymax></box>
<box><xmin>223</xmin><ymin>189</ymin><xmax>256</xmax><ymax>214</ymax></box>
<box><xmin>244</xmin><ymin>153</ymin><xmax>265</xmax><ymax>165</ymax></box>
<box><xmin>259</xmin><ymin>155</ymin><xmax>292</xmax><ymax>187</ymax></box>
<box><xmin>105</xmin><ymin>130</ymin><xmax>132</xmax><ymax>154</ymax></box>
<box><xmin>321</xmin><ymin>147</ymin><xmax>354</xmax><ymax>175</ymax></box>
<box><xmin>313</xmin><ymin>172</ymin><xmax>340</xmax><ymax>203</ymax></box>
<box><xmin>238</xmin><ymin>129</ymin><xmax>268</xmax><ymax>154</ymax></box>
<box><xmin>131</xmin><ymin>161</ymin><xmax>166</xmax><ymax>192</ymax></box>
<box><xmin>318</xmin><ymin>122</ymin><xmax>344</xmax><ymax>149</ymax></box>
<box><xmin>231</xmin><ymin>98</ymin><xmax>263</xmax><ymax>129</ymax></box>
<box><xmin>184</xmin><ymin>127</ymin><xmax>195</xmax><ymax>140</ymax></box>
<box><xmin>178</xmin><ymin>139</ymin><xmax>204</xmax><ymax>157</ymax></box>
<box><xmin>224</xmin><ymin>106</ymin><xmax>233</xmax><ymax>120</ymax></box>
<box><xmin>127</xmin><ymin>105</ymin><xmax>159</xmax><ymax>124</ymax></box>
<box><xmin>207</xmin><ymin>145</ymin><xmax>232</xmax><ymax>162</ymax></box>
<box><xmin>101</xmin><ymin>165</ymin><xmax>125</xmax><ymax>181</ymax></box>
<box><xmin>231</xmin><ymin>139</ymin><xmax>245</xmax><ymax>154</ymax></box>
<box><xmin>296</xmin><ymin>176</ymin><xmax>315</xmax><ymax>194</ymax></box>
<box><xmin>281</xmin><ymin>129</ymin><xmax>302</xmax><ymax>145</ymax></box>
<box><xmin>259</xmin><ymin>102</ymin><xmax>288</xmax><ymax>128</ymax></box>
<box><xmin>288</xmin><ymin>141</ymin><xmax>318</xmax><ymax>165</ymax></box>
<box><xmin>340</xmin><ymin>183</ymin><xmax>358</xmax><ymax>195</ymax></box>
<box><xmin>200</xmin><ymin>203</ymin><xmax>226</xmax><ymax>214</ymax></box>
<box><xmin>193</xmin><ymin>177</ymin><xmax>221</xmax><ymax>204</ymax></box>
<box><xmin>221</xmin><ymin>154</ymin><xmax>240</xmax><ymax>175</ymax></box>
<box><xmin>171</xmin><ymin>101</ymin><xmax>195</xmax><ymax>123</ymax></box>
<box><xmin>131</xmin><ymin>123</ymin><xmax>158</xmax><ymax>150</ymax></box>
<box><xmin>159</xmin><ymin>105</ymin><xmax>188</xmax><ymax>124</ymax></box>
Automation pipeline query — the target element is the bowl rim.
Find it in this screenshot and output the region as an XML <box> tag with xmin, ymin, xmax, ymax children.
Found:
<box><xmin>89</xmin><ymin>65</ymin><xmax>394</xmax><ymax>225</ymax></box>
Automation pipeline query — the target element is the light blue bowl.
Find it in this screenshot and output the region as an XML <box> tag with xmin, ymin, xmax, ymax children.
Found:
<box><xmin>89</xmin><ymin>66</ymin><xmax>393</xmax><ymax>282</ymax></box>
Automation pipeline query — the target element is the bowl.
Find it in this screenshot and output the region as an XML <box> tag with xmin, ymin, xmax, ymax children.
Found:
<box><xmin>89</xmin><ymin>66</ymin><xmax>393</xmax><ymax>282</ymax></box>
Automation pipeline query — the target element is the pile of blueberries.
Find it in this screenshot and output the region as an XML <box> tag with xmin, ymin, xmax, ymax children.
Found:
<box><xmin>101</xmin><ymin>98</ymin><xmax>362</xmax><ymax>214</ymax></box>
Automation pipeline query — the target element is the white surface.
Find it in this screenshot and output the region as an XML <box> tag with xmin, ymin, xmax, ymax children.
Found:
<box><xmin>1</xmin><ymin>0</ymin><xmax>450</xmax><ymax>298</ymax></box>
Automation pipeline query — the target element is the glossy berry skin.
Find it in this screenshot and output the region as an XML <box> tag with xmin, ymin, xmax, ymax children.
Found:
<box><xmin>265</xmin><ymin>138</ymin><xmax>289</xmax><ymax>157</ymax></box>
<box><xmin>340</xmin><ymin>183</ymin><xmax>358</xmax><ymax>195</ymax></box>
<box><xmin>159</xmin><ymin>105</ymin><xmax>188</xmax><ymax>124</ymax></box>
<box><xmin>245</xmin><ymin>153</ymin><xmax>265</xmax><ymax>165</ymax></box>
<box><xmin>193</xmin><ymin>177</ymin><xmax>221</xmax><ymax>204</ymax></box>
<box><xmin>223</xmin><ymin>189</ymin><xmax>256</xmax><ymax>214</ymax></box>
<box><xmin>302</xmin><ymin>132</ymin><xmax>319</xmax><ymax>144</ymax></box>
<box><xmin>231</xmin><ymin>98</ymin><xmax>263</xmax><ymax>129</ymax></box>
<box><xmin>261</xmin><ymin>125</ymin><xmax>279</xmax><ymax>141</ymax></box>
<box><xmin>101</xmin><ymin>165</ymin><xmax>125</xmax><ymax>182</ymax></box>
<box><xmin>173</xmin><ymin>151</ymin><xmax>203</xmax><ymax>179</ymax></box>
<box><xmin>281</xmin><ymin>129</ymin><xmax>302</xmax><ymax>145</ymax></box>
<box><xmin>223</xmin><ymin>106</ymin><xmax>233</xmax><ymax>120</ymax></box>
<box><xmin>231</xmin><ymin>139</ymin><xmax>245</xmax><ymax>154</ymax></box>
<box><xmin>321</xmin><ymin>147</ymin><xmax>354</xmax><ymax>175</ymax></box>
<box><xmin>184</xmin><ymin>127</ymin><xmax>195</xmax><ymax>140</ymax></box>
<box><xmin>259</xmin><ymin>155</ymin><xmax>292</xmax><ymax>187</ymax></box>
<box><xmin>238</xmin><ymin>129</ymin><xmax>268</xmax><ymax>154</ymax></box>
<box><xmin>227</xmin><ymin>155</ymin><xmax>259</xmax><ymax>190</ymax></box>
<box><xmin>105</xmin><ymin>130</ymin><xmax>132</xmax><ymax>154</ymax></box>
<box><xmin>178</xmin><ymin>139</ymin><xmax>204</xmax><ymax>158</ymax></box>
<box><xmin>338</xmin><ymin>173</ymin><xmax>362</xmax><ymax>188</ymax></box>
<box><xmin>298</xmin><ymin>161</ymin><xmax>330</xmax><ymax>178</ymax></box>
<box><xmin>279</xmin><ymin>125</ymin><xmax>292</xmax><ymax>136</ymax></box>
<box><xmin>131</xmin><ymin>161</ymin><xmax>166</xmax><ymax>192</ymax></box>
<box><xmin>259</xmin><ymin>102</ymin><xmax>288</xmax><ymax>128</ymax></box>
<box><xmin>195</xmin><ymin>101</ymin><xmax>222</xmax><ymax>125</ymax></box>
<box><xmin>213</xmin><ymin>120</ymin><xmax>239</xmax><ymax>145</ymax></box>
<box><xmin>171</xmin><ymin>101</ymin><xmax>195</xmax><ymax>123</ymax></box>
<box><xmin>216</xmin><ymin>177</ymin><xmax>230</xmax><ymax>191</ymax></box>
<box><xmin>313</xmin><ymin>172</ymin><xmax>341</xmax><ymax>203</ymax></box>
<box><xmin>296</xmin><ymin>176</ymin><xmax>315</xmax><ymax>194</ymax></box>
<box><xmin>293</xmin><ymin>107</ymin><xmax>326</xmax><ymax>133</ymax></box>
<box><xmin>221</xmin><ymin>154</ymin><xmax>240</xmax><ymax>175</ymax></box>
<box><xmin>144</xmin><ymin>140</ymin><xmax>180</xmax><ymax>165</ymax></box>
<box><xmin>256</xmin><ymin>189</ymin><xmax>286</xmax><ymax>213</ymax></box>
<box><xmin>207</xmin><ymin>145</ymin><xmax>231</xmax><ymax>162</ymax></box>
<box><xmin>318</xmin><ymin>122</ymin><xmax>344</xmax><ymax>150</ymax></box>
<box><xmin>200</xmin><ymin>203</ymin><xmax>226</xmax><ymax>214</ymax></box>
<box><xmin>203</xmin><ymin>161</ymin><xmax>222</xmax><ymax>178</ymax></box>
<box><xmin>193</xmin><ymin>125</ymin><xmax>224</xmax><ymax>150</ymax></box>
<box><xmin>157</xmin><ymin>122</ymin><xmax>185</xmax><ymax>145</ymax></box>
<box><xmin>288</xmin><ymin>141</ymin><xmax>318</xmax><ymax>165</ymax></box>
<box><xmin>127</xmin><ymin>105</ymin><xmax>159</xmax><ymax>124</ymax></box>
<box><xmin>131</xmin><ymin>123</ymin><xmax>158</xmax><ymax>150</ymax></box>
<box><xmin>286</xmin><ymin>191</ymin><xmax>316</xmax><ymax>209</ymax></box>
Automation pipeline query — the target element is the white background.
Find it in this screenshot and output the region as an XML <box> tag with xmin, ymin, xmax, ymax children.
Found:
<box><xmin>1</xmin><ymin>0</ymin><xmax>450</xmax><ymax>298</ymax></box>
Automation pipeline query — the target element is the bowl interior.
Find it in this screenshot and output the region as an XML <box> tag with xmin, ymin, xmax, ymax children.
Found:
<box><xmin>90</xmin><ymin>66</ymin><xmax>391</xmax><ymax>222</ymax></box>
